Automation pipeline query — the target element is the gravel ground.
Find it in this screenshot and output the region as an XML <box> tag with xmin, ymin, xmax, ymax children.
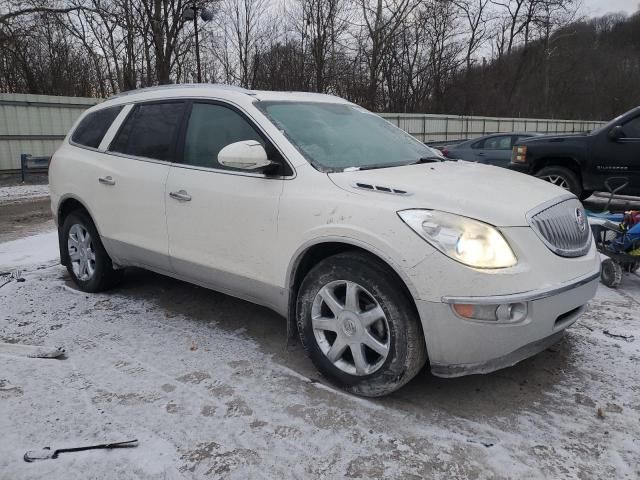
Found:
<box><xmin>0</xmin><ymin>194</ymin><xmax>639</xmax><ymax>479</ymax></box>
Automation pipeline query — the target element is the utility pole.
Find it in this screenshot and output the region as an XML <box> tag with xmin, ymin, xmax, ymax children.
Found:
<box><xmin>183</xmin><ymin>3</ymin><xmax>213</xmax><ymax>83</ymax></box>
<box><xmin>194</xmin><ymin>3</ymin><xmax>201</xmax><ymax>82</ymax></box>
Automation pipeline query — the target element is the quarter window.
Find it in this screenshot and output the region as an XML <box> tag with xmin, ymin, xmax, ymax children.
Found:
<box><xmin>71</xmin><ymin>106</ymin><xmax>123</xmax><ymax>148</ymax></box>
<box><xmin>183</xmin><ymin>103</ymin><xmax>264</xmax><ymax>170</ymax></box>
<box><xmin>110</xmin><ymin>102</ymin><xmax>185</xmax><ymax>161</ymax></box>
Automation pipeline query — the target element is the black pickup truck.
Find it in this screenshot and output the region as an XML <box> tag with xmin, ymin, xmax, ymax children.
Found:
<box><xmin>509</xmin><ymin>107</ymin><xmax>640</xmax><ymax>199</ymax></box>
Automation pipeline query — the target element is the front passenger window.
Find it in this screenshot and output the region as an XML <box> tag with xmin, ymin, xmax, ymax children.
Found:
<box><xmin>183</xmin><ymin>103</ymin><xmax>264</xmax><ymax>170</ymax></box>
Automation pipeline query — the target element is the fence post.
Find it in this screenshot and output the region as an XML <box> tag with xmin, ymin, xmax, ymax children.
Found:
<box><xmin>20</xmin><ymin>154</ymin><xmax>29</xmax><ymax>182</ymax></box>
<box><xmin>423</xmin><ymin>115</ymin><xmax>426</xmax><ymax>143</ymax></box>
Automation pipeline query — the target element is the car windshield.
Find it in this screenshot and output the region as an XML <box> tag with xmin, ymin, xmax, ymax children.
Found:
<box><xmin>255</xmin><ymin>101</ymin><xmax>442</xmax><ymax>172</ymax></box>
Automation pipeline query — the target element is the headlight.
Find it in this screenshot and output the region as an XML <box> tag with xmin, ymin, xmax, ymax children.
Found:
<box><xmin>398</xmin><ymin>210</ymin><xmax>517</xmax><ymax>268</ymax></box>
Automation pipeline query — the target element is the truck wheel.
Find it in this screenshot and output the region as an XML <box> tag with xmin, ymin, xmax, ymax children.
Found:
<box><xmin>601</xmin><ymin>259</ymin><xmax>622</xmax><ymax>288</ymax></box>
<box><xmin>61</xmin><ymin>210</ymin><xmax>123</xmax><ymax>292</ymax></box>
<box><xmin>535</xmin><ymin>166</ymin><xmax>582</xmax><ymax>198</ymax></box>
<box><xmin>297</xmin><ymin>252</ymin><xmax>427</xmax><ymax>397</ymax></box>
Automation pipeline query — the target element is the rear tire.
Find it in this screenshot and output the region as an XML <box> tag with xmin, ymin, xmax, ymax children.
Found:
<box><xmin>535</xmin><ymin>166</ymin><xmax>582</xmax><ymax>198</ymax></box>
<box><xmin>296</xmin><ymin>252</ymin><xmax>427</xmax><ymax>397</ymax></box>
<box><xmin>61</xmin><ymin>211</ymin><xmax>123</xmax><ymax>292</ymax></box>
<box><xmin>601</xmin><ymin>259</ymin><xmax>622</xmax><ymax>288</ymax></box>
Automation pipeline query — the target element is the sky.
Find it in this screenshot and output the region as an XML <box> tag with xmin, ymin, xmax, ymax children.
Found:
<box><xmin>583</xmin><ymin>0</ymin><xmax>639</xmax><ymax>16</ymax></box>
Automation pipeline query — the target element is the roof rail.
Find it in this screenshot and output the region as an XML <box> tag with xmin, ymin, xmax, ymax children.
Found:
<box><xmin>107</xmin><ymin>83</ymin><xmax>255</xmax><ymax>100</ymax></box>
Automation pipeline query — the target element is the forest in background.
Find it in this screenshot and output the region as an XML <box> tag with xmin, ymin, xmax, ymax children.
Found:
<box><xmin>1</xmin><ymin>0</ymin><xmax>638</xmax><ymax>120</ymax></box>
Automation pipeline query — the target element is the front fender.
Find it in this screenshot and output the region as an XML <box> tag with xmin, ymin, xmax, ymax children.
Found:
<box><xmin>286</xmin><ymin>232</ymin><xmax>429</xmax><ymax>300</ymax></box>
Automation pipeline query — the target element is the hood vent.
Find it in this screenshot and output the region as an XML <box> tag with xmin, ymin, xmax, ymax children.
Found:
<box><xmin>353</xmin><ymin>182</ymin><xmax>410</xmax><ymax>195</ymax></box>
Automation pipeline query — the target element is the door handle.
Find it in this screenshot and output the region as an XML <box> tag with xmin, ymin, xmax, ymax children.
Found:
<box><xmin>98</xmin><ymin>176</ymin><xmax>116</xmax><ymax>186</ymax></box>
<box><xmin>169</xmin><ymin>190</ymin><xmax>192</xmax><ymax>202</ymax></box>
<box><xmin>477</xmin><ymin>152</ymin><xmax>487</xmax><ymax>156</ymax></box>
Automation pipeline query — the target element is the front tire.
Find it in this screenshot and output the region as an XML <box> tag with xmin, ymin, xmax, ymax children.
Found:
<box><xmin>535</xmin><ymin>166</ymin><xmax>582</xmax><ymax>198</ymax></box>
<box><xmin>61</xmin><ymin>211</ymin><xmax>123</xmax><ymax>292</ymax></box>
<box><xmin>601</xmin><ymin>258</ymin><xmax>622</xmax><ymax>288</ymax></box>
<box><xmin>297</xmin><ymin>252</ymin><xmax>427</xmax><ymax>397</ymax></box>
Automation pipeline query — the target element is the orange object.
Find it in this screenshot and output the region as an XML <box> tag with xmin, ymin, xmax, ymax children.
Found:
<box><xmin>453</xmin><ymin>304</ymin><xmax>475</xmax><ymax>318</ymax></box>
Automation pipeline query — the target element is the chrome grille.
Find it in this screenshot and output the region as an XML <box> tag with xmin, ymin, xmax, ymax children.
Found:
<box><xmin>528</xmin><ymin>198</ymin><xmax>591</xmax><ymax>257</ymax></box>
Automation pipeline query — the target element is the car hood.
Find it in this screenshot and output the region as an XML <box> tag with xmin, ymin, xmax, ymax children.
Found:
<box><xmin>327</xmin><ymin>160</ymin><xmax>572</xmax><ymax>227</ymax></box>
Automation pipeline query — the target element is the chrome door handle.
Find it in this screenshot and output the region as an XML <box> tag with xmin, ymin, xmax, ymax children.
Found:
<box><xmin>169</xmin><ymin>190</ymin><xmax>192</xmax><ymax>202</ymax></box>
<box><xmin>98</xmin><ymin>176</ymin><xmax>116</xmax><ymax>186</ymax></box>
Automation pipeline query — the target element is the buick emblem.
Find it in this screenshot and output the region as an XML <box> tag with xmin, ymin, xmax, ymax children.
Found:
<box><xmin>575</xmin><ymin>208</ymin><xmax>586</xmax><ymax>232</ymax></box>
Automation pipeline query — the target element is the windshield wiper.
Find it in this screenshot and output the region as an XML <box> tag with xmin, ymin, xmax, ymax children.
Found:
<box><xmin>410</xmin><ymin>156</ymin><xmax>444</xmax><ymax>164</ymax></box>
<box><xmin>354</xmin><ymin>162</ymin><xmax>406</xmax><ymax>171</ymax></box>
<box><xmin>344</xmin><ymin>156</ymin><xmax>444</xmax><ymax>172</ymax></box>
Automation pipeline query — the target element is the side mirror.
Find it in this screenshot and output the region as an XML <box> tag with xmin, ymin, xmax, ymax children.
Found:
<box><xmin>608</xmin><ymin>125</ymin><xmax>624</xmax><ymax>141</ymax></box>
<box><xmin>218</xmin><ymin>140</ymin><xmax>274</xmax><ymax>171</ymax></box>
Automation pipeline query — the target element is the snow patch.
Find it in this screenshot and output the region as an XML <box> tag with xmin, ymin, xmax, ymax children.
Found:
<box><xmin>0</xmin><ymin>230</ymin><xmax>59</xmax><ymax>271</ymax></box>
<box><xmin>0</xmin><ymin>184</ymin><xmax>50</xmax><ymax>204</ymax></box>
<box><xmin>1</xmin><ymin>228</ymin><xmax>639</xmax><ymax>478</ymax></box>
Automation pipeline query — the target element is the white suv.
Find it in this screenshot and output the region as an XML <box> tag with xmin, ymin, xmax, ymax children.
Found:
<box><xmin>49</xmin><ymin>84</ymin><xmax>600</xmax><ymax>396</ymax></box>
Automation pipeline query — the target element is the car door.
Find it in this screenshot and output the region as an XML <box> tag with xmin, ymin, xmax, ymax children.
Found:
<box><xmin>94</xmin><ymin>101</ymin><xmax>187</xmax><ymax>271</ymax></box>
<box><xmin>591</xmin><ymin>114</ymin><xmax>640</xmax><ymax>195</ymax></box>
<box><xmin>165</xmin><ymin>101</ymin><xmax>288</xmax><ymax>308</ymax></box>
<box><xmin>474</xmin><ymin>135</ymin><xmax>514</xmax><ymax>167</ymax></box>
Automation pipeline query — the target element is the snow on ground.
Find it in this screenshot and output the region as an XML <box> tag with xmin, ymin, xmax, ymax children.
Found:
<box><xmin>0</xmin><ymin>184</ymin><xmax>50</xmax><ymax>204</ymax></box>
<box><xmin>0</xmin><ymin>231</ymin><xmax>59</xmax><ymax>271</ymax></box>
<box><xmin>0</xmin><ymin>229</ymin><xmax>639</xmax><ymax>479</ymax></box>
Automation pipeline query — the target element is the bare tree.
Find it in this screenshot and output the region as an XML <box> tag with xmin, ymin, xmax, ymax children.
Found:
<box><xmin>357</xmin><ymin>0</ymin><xmax>418</xmax><ymax>109</ymax></box>
<box><xmin>455</xmin><ymin>0</ymin><xmax>490</xmax><ymax>110</ymax></box>
<box><xmin>217</xmin><ymin>0</ymin><xmax>269</xmax><ymax>88</ymax></box>
<box><xmin>291</xmin><ymin>0</ymin><xmax>350</xmax><ymax>92</ymax></box>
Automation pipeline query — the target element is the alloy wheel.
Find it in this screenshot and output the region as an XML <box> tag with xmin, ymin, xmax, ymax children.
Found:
<box><xmin>311</xmin><ymin>280</ymin><xmax>390</xmax><ymax>376</ymax></box>
<box><xmin>540</xmin><ymin>174</ymin><xmax>570</xmax><ymax>190</ymax></box>
<box><xmin>67</xmin><ymin>224</ymin><xmax>96</xmax><ymax>281</ymax></box>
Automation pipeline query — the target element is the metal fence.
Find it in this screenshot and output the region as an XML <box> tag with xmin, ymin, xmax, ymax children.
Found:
<box><xmin>379</xmin><ymin>113</ymin><xmax>605</xmax><ymax>143</ymax></box>
<box><xmin>0</xmin><ymin>93</ymin><xmax>100</xmax><ymax>171</ymax></box>
<box><xmin>0</xmin><ymin>93</ymin><xmax>606</xmax><ymax>171</ymax></box>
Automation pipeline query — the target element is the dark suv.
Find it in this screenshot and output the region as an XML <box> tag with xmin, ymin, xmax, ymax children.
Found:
<box><xmin>510</xmin><ymin>107</ymin><xmax>640</xmax><ymax>199</ymax></box>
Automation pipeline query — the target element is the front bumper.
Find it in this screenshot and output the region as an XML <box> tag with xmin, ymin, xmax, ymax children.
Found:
<box><xmin>416</xmin><ymin>270</ymin><xmax>599</xmax><ymax>377</ymax></box>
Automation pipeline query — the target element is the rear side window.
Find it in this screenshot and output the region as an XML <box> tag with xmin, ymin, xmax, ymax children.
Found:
<box><xmin>71</xmin><ymin>106</ymin><xmax>123</xmax><ymax>148</ymax></box>
<box><xmin>110</xmin><ymin>102</ymin><xmax>185</xmax><ymax>161</ymax></box>
<box><xmin>483</xmin><ymin>135</ymin><xmax>512</xmax><ymax>150</ymax></box>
